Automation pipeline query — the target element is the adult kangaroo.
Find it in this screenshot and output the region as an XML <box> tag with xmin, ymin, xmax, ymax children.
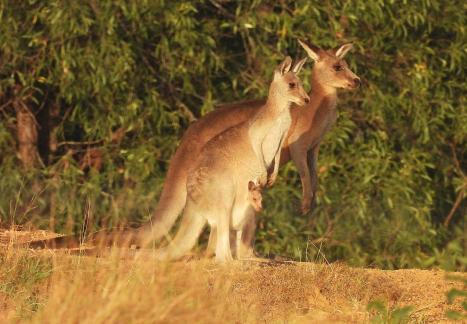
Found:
<box><xmin>154</xmin><ymin>56</ymin><xmax>309</xmax><ymax>262</ymax></box>
<box><xmin>24</xmin><ymin>40</ymin><xmax>360</xmax><ymax>253</ymax></box>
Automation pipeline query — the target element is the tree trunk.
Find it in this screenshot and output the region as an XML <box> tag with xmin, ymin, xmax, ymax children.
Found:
<box><xmin>14</xmin><ymin>100</ymin><xmax>39</xmax><ymax>169</ymax></box>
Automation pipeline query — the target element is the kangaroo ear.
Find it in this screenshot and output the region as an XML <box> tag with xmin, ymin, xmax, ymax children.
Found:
<box><xmin>334</xmin><ymin>43</ymin><xmax>353</xmax><ymax>59</ymax></box>
<box><xmin>292</xmin><ymin>57</ymin><xmax>307</xmax><ymax>74</ymax></box>
<box><xmin>298</xmin><ymin>39</ymin><xmax>320</xmax><ymax>61</ymax></box>
<box><xmin>276</xmin><ymin>56</ymin><xmax>293</xmax><ymax>75</ymax></box>
<box><xmin>248</xmin><ymin>181</ymin><xmax>255</xmax><ymax>191</ymax></box>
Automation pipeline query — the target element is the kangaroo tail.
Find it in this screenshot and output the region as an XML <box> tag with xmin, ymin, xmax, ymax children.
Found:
<box><xmin>14</xmin><ymin>228</ymin><xmax>139</xmax><ymax>250</ymax></box>
<box><xmin>17</xmin><ymin>148</ymin><xmax>191</xmax><ymax>250</ymax></box>
<box><xmin>16</xmin><ymin>174</ymin><xmax>188</xmax><ymax>250</ymax></box>
<box><xmin>135</xmin><ymin>164</ymin><xmax>189</xmax><ymax>248</ymax></box>
<box><xmin>19</xmin><ymin>234</ymin><xmax>81</xmax><ymax>249</ymax></box>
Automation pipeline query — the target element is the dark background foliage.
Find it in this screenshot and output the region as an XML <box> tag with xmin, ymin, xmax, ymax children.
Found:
<box><xmin>0</xmin><ymin>0</ymin><xmax>465</xmax><ymax>270</ymax></box>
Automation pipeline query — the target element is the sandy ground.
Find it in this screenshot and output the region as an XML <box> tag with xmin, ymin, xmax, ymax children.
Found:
<box><xmin>1</xmin><ymin>229</ymin><xmax>465</xmax><ymax>323</ymax></box>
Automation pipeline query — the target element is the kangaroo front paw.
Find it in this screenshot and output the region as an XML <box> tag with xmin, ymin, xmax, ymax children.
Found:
<box><xmin>266</xmin><ymin>176</ymin><xmax>276</xmax><ymax>187</ymax></box>
<box><xmin>301</xmin><ymin>192</ymin><xmax>317</xmax><ymax>214</ymax></box>
<box><xmin>301</xmin><ymin>199</ymin><xmax>311</xmax><ymax>215</ymax></box>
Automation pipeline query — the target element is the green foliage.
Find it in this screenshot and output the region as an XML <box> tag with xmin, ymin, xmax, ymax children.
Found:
<box><xmin>0</xmin><ymin>1</ymin><xmax>465</xmax><ymax>269</ymax></box>
<box><xmin>367</xmin><ymin>300</ymin><xmax>414</xmax><ymax>324</ymax></box>
<box><xmin>446</xmin><ymin>274</ymin><xmax>467</xmax><ymax>320</ymax></box>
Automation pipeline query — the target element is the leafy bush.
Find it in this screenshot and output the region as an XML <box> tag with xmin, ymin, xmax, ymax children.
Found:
<box><xmin>367</xmin><ymin>300</ymin><xmax>414</xmax><ymax>324</ymax></box>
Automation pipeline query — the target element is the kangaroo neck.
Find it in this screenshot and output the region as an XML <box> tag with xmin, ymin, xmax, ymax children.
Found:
<box><xmin>311</xmin><ymin>74</ymin><xmax>337</xmax><ymax>100</ymax></box>
<box><xmin>301</xmin><ymin>76</ymin><xmax>338</xmax><ymax>117</ymax></box>
<box><xmin>251</xmin><ymin>88</ymin><xmax>291</xmax><ymax>125</ymax></box>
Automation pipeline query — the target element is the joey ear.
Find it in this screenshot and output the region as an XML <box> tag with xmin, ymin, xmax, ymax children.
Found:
<box><xmin>276</xmin><ymin>56</ymin><xmax>293</xmax><ymax>75</ymax></box>
<box><xmin>298</xmin><ymin>39</ymin><xmax>320</xmax><ymax>61</ymax></box>
<box><xmin>248</xmin><ymin>181</ymin><xmax>255</xmax><ymax>191</ymax></box>
<box><xmin>292</xmin><ymin>57</ymin><xmax>307</xmax><ymax>74</ymax></box>
<box><xmin>334</xmin><ymin>43</ymin><xmax>353</xmax><ymax>59</ymax></box>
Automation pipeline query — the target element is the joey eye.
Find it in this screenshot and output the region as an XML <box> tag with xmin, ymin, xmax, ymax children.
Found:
<box><xmin>289</xmin><ymin>82</ymin><xmax>296</xmax><ymax>89</ymax></box>
<box><xmin>333</xmin><ymin>64</ymin><xmax>343</xmax><ymax>72</ymax></box>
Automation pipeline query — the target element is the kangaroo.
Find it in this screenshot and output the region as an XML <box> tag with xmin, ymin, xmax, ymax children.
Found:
<box><xmin>24</xmin><ymin>40</ymin><xmax>360</xmax><ymax>254</ymax></box>
<box><xmin>153</xmin><ymin>57</ymin><xmax>309</xmax><ymax>262</ymax></box>
<box><xmin>281</xmin><ymin>40</ymin><xmax>360</xmax><ymax>212</ymax></box>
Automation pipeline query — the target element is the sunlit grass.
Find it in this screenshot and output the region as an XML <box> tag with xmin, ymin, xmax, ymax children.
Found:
<box><xmin>0</xmin><ymin>244</ymin><xmax>464</xmax><ymax>323</ymax></box>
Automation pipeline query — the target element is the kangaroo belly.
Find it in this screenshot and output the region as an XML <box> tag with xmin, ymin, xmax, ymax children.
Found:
<box><xmin>231</xmin><ymin>199</ymin><xmax>252</xmax><ymax>230</ymax></box>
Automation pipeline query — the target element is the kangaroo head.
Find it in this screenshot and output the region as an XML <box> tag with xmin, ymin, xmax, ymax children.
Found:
<box><xmin>298</xmin><ymin>40</ymin><xmax>360</xmax><ymax>90</ymax></box>
<box><xmin>247</xmin><ymin>180</ymin><xmax>263</xmax><ymax>212</ymax></box>
<box><xmin>271</xmin><ymin>56</ymin><xmax>310</xmax><ymax>107</ymax></box>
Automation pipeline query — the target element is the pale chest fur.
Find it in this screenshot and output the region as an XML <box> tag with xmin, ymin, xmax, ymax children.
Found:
<box><xmin>260</xmin><ymin>111</ymin><xmax>292</xmax><ymax>166</ymax></box>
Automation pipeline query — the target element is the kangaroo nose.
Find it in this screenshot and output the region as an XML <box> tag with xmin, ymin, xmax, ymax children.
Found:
<box><xmin>304</xmin><ymin>97</ymin><xmax>310</xmax><ymax>104</ymax></box>
<box><xmin>353</xmin><ymin>78</ymin><xmax>361</xmax><ymax>88</ymax></box>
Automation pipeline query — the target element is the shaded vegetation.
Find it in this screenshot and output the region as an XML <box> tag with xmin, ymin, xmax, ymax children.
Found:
<box><xmin>0</xmin><ymin>0</ymin><xmax>465</xmax><ymax>269</ymax></box>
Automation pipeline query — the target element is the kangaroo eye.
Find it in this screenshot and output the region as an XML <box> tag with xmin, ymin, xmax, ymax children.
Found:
<box><xmin>334</xmin><ymin>64</ymin><xmax>343</xmax><ymax>71</ymax></box>
<box><xmin>289</xmin><ymin>82</ymin><xmax>296</xmax><ymax>89</ymax></box>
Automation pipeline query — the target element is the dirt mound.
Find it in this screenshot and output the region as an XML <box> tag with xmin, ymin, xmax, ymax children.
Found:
<box><xmin>225</xmin><ymin>262</ymin><xmax>464</xmax><ymax>323</ymax></box>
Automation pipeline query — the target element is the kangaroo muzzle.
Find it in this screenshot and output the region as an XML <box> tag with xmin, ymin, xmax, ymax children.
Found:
<box><xmin>345</xmin><ymin>73</ymin><xmax>361</xmax><ymax>90</ymax></box>
<box><xmin>352</xmin><ymin>77</ymin><xmax>361</xmax><ymax>88</ymax></box>
<box><xmin>296</xmin><ymin>92</ymin><xmax>310</xmax><ymax>106</ymax></box>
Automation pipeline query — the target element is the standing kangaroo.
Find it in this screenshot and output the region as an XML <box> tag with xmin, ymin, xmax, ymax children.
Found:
<box><xmin>154</xmin><ymin>57</ymin><xmax>309</xmax><ymax>262</ymax></box>
<box><xmin>24</xmin><ymin>40</ymin><xmax>360</xmax><ymax>254</ymax></box>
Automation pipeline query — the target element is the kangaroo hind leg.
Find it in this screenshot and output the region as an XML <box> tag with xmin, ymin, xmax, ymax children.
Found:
<box><xmin>214</xmin><ymin>204</ymin><xmax>235</xmax><ymax>263</ymax></box>
<box><xmin>205</xmin><ymin>226</ymin><xmax>217</xmax><ymax>258</ymax></box>
<box><xmin>156</xmin><ymin>202</ymin><xmax>206</xmax><ymax>261</ymax></box>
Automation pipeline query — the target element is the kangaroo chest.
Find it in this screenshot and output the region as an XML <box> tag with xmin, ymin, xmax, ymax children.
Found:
<box><xmin>308</xmin><ymin>105</ymin><xmax>337</xmax><ymax>148</ymax></box>
<box><xmin>261</xmin><ymin>112</ymin><xmax>292</xmax><ymax>166</ymax></box>
<box><xmin>288</xmin><ymin>96</ymin><xmax>337</xmax><ymax>150</ymax></box>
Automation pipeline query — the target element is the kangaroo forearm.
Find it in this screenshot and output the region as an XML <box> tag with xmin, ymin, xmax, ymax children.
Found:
<box><xmin>271</xmin><ymin>153</ymin><xmax>280</xmax><ymax>177</ymax></box>
<box><xmin>299</xmin><ymin>169</ymin><xmax>313</xmax><ymax>198</ymax></box>
<box><xmin>310</xmin><ymin>168</ymin><xmax>318</xmax><ymax>196</ymax></box>
<box><xmin>268</xmin><ymin>133</ymin><xmax>287</xmax><ymax>184</ymax></box>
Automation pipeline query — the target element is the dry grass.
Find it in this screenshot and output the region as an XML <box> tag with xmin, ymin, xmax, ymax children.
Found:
<box><xmin>0</xmin><ymin>231</ymin><xmax>465</xmax><ymax>323</ymax></box>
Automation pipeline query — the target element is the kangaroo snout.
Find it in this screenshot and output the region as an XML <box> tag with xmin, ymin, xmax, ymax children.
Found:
<box><xmin>353</xmin><ymin>78</ymin><xmax>361</xmax><ymax>88</ymax></box>
<box><xmin>253</xmin><ymin>202</ymin><xmax>263</xmax><ymax>212</ymax></box>
<box><xmin>296</xmin><ymin>95</ymin><xmax>310</xmax><ymax>106</ymax></box>
<box><xmin>301</xmin><ymin>92</ymin><xmax>311</xmax><ymax>105</ymax></box>
<box><xmin>346</xmin><ymin>77</ymin><xmax>361</xmax><ymax>89</ymax></box>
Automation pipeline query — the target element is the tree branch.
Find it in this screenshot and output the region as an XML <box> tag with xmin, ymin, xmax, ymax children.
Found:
<box><xmin>444</xmin><ymin>186</ymin><xmax>465</xmax><ymax>227</ymax></box>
